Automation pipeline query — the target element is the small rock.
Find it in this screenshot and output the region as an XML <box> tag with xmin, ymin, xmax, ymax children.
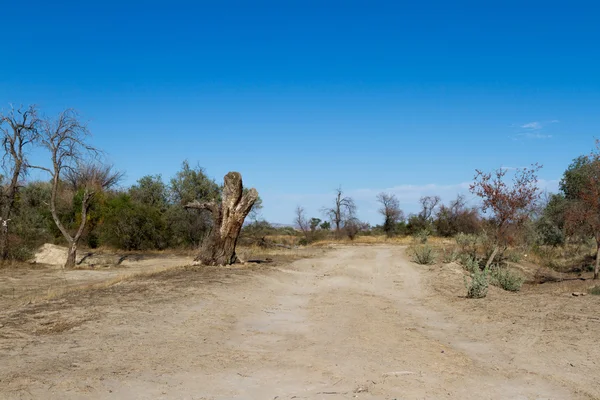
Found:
<box><xmin>572</xmin><ymin>292</ymin><xmax>587</xmax><ymax>297</ymax></box>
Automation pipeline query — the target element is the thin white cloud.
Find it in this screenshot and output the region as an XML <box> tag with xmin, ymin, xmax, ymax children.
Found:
<box><xmin>524</xmin><ymin>132</ymin><xmax>552</xmax><ymax>139</ymax></box>
<box><xmin>513</xmin><ymin>119</ymin><xmax>558</xmax><ymax>141</ymax></box>
<box><xmin>521</xmin><ymin>121</ymin><xmax>542</xmax><ymax>130</ymax></box>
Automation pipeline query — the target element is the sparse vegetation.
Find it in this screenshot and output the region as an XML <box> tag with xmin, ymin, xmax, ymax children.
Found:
<box><xmin>464</xmin><ymin>267</ymin><xmax>489</xmax><ymax>298</ymax></box>
<box><xmin>441</xmin><ymin>247</ymin><xmax>459</xmax><ymax>263</ymax></box>
<box><xmin>411</xmin><ymin>244</ymin><xmax>437</xmax><ymax>265</ymax></box>
<box><xmin>414</xmin><ymin>228</ymin><xmax>431</xmax><ymax>244</ymax></box>
<box><xmin>0</xmin><ymin>102</ymin><xmax>599</xmax><ymax>301</ymax></box>
<box><xmin>462</xmin><ymin>255</ymin><xmax>481</xmax><ymax>274</ymax></box>
<box><xmin>490</xmin><ymin>268</ymin><xmax>524</xmax><ymax>292</ymax></box>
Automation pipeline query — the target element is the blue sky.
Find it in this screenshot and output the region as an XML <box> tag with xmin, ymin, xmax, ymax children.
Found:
<box><xmin>2</xmin><ymin>1</ymin><xmax>599</xmax><ymax>224</ymax></box>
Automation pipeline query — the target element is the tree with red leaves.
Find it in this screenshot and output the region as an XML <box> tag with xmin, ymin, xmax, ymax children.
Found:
<box><xmin>564</xmin><ymin>141</ymin><xmax>600</xmax><ymax>279</ymax></box>
<box><xmin>470</xmin><ymin>164</ymin><xmax>542</xmax><ymax>269</ymax></box>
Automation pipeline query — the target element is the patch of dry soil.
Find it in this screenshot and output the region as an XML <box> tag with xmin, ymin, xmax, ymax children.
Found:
<box><xmin>1</xmin><ymin>245</ymin><xmax>599</xmax><ymax>399</ymax></box>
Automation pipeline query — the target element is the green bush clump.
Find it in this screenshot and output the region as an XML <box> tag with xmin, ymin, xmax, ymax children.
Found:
<box><xmin>461</xmin><ymin>255</ymin><xmax>481</xmax><ymax>274</ymax></box>
<box><xmin>441</xmin><ymin>247</ymin><xmax>459</xmax><ymax>263</ymax></box>
<box><xmin>414</xmin><ymin>229</ymin><xmax>431</xmax><ymax>244</ymax></box>
<box><xmin>464</xmin><ymin>267</ymin><xmax>489</xmax><ymax>298</ymax></box>
<box><xmin>411</xmin><ymin>244</ymin><xmax>436</xmax><ymax>265</ymax></box>
<box><xmin>506</xmin><ymin>251</ymin><xmax>522</xmax><ymax>263</ymax></box>
<box><xmin>490</xmin><ymin>268</ymin><xmax>524</xmax><ymax>292</ymax></box>
<box><xmin>455</xmin><ymin>233</ymin><xmax>479</xmax><ymax>258</ymax></box>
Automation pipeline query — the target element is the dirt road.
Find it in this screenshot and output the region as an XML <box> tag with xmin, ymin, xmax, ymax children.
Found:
<box><xmin>1</xmin><ymin>246</ymin><xmax>599</xmax><ymax>399</ymax></box>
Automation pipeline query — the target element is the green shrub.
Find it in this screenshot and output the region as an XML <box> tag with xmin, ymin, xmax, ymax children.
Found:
<box><xmin>455</xmin><ymin>233</ymin><xmax>479</xmax><ymax>258</ymax></box>
<box><xmin>414</xmin><ymin>229</ymin><xmax>431</xmax><ymax>244</ymax></box>
<box><xmin>411</xmin><ymin>244</ymin><xmax>436</xmax><ymax>265</ymax></box>
<box><xmin>490</xmin><ymin>268</ymin><xmax>524</xmax><ymax>292</ymax></box>
<box><xmin>8</xmin><ymin>244</ymin><xmax>34</xmax><ymax>262</ymax></box>
<box><xmin>441</xmin><ymin>247</ymin><xmax>459</xmax><ymax>263</ymax></box>
<box><xmin>461</xmin><ymin>255</ymin><xmax>481</xmax><ymax>274</ymax></box>
<box><xmin>585</xmin><ymin>264</ymin><xmax>595</xmax><ymax>272</ymax></box>
<box><xmin>464</xmin><ymin>267</ymin><xmax>489</xmax><ymax>298</ymax></box>
<box><xmin>588</xmin><ymin>286</ymin><xmax>600</xmax><ymax>295</ymax></box>
<box><xmin>506</xmin><ymin>251</ymin><xmax>522</xmax><ymax>263</ymax></box>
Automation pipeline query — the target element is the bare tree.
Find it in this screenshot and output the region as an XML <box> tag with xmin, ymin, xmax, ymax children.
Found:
<box><xmin>185</xmin><ymin>172</ymin><xmax>258</xmax><ymax>265</ymax></box>
<box><xmin>323</xmin><ymin>187</ymin><xmax>356</xmax><ymax>238</ymax></box>
<box><xmin>470</xmin><ymin>164</ymin><xmax>541</xmax><ymax>269</ymax></box>
<box><xmin>31</xmin><ymin>109</ymin><xmax>114</xmax><ymax>268</ymax></box>
<box><xmin>434</xmin><ymin>194</ymin><xmax>480</xmax><ymax>237</ymax></box>
<box><xmin>419</xmin><ymin>195</ymin><xmax>441</xmax><ymax>222</ymax></box>
<box><xmin>377</xmin><ymin>192</ymin><xmax>404</xmax><ymax>237</ymax></box>
<box><xmin>294</xmin><ymin>206</ymin><xmax>310</xmax><ymax>241</ymax></box>
<box><xmin>344</xmin><ymin>217</ymin><xmax>369</xmax><ymax>240</ymax></box>
<box><xmin>0</xmin><ymin>105</ymin><xmax>40</xmax><ymax>260</ymax></box>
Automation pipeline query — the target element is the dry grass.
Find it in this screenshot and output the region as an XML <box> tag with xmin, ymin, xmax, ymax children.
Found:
<box><xmin>528</xmin><ymin>243</ymin><xmax>596</xmax><ymax>273</ymax></box>
<box><xmin>310</xmin><ymin>235</ymin><xmax>454</xmax><ymax>246</ymax></box>
<box><xmin>237</xmin><ymin>244</ymin><xmax>324</xmax><ymax>264</ymax></box>
<box><xmin>40</xmin><ymin>264</ymin><xmax>189</xmax><ymax>303</ymax></box>
<box><xmin>2</xmin><ymin>245</ymin><xmax>321</xmax><ymax>311</ymax></box>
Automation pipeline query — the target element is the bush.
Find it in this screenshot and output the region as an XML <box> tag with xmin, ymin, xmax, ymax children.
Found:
<box><xmin>411</xmin><ymin>244</ymin><xmax>436</xmax><ymax>265</ymax></box>
<box><xmin>490</xmin><ymin>268</ymin><xmax>524</xmax><ymax>292</ymax></box>
<box><xmin>464</xmin><ymin>267</ymin><xmax>489</xmax><ymax>298</ymax></box>
<box><xmin>7</xmin><ymin>244</ymin><xmax>34</xmax><ymax>262</ymax></box>
<box><xmin>535</xmin><ymin>218</ymin><xmax>565</xmax><ymax>247</ymax></box>
<box><xmin>441</xmin><ymin>247</ymin><xmax>459</xmax><ymax>263</ymax></box>
<box><xmin>455</xmin><ymin>233</ymin><xmax>479</xmax><ymax>259</ymax></box>
<box><xmin>506</xmin><ymin>251</ymin><xmax>522</xmax><ymax>263</ymax></box>
<box><xmin>461</xmin><ymin>255</ymin><xmax>481</xmax><ymax>274</ymax></box>
<box><xmin>414</xmin><ymin>229</ymin><xmax>431</xmax><ymax>244</ymax></box>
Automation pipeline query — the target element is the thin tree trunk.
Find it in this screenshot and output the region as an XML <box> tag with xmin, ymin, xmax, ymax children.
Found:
<box><xmin>0</xmin><ymin>224</ymin><xmax>8</xmax><ymax>260</ymax></box>
<box><xmin>65</xmin><ymin>241</ymin><xmax>77</xmax><ymax>269</ymax></box>
<box><xmin>485</xmin><ymin>245</ymin><xmax>499</xmax><ymax>270</ymax></box>
<box><xmin>0</xmin><ymin>160</ymin><xmax>22</xmax><ymax>260</ymax></box>
<box><xmin>49</xmin><ymin>173</ymin><xmax>91</xmax><ymax>269</ymax></box>
<box><xmin>595</xmin><ymin>240</ymin><xmax>600</xmax><ymax>280</ymax></box>
<box><xmin>186</xmin><ymin>172</ymin><xmax>258</xmax><ymax>266</ymax></box>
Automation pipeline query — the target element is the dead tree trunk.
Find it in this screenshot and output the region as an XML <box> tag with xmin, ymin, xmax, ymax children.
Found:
<box><xmin>66</xmin><ymin>241</ymin><xmax>78</xmax><ymax>269</ymax></box>
<box><xmin>185</xmin><ymin>172</ymin><xmax>258</xmax><ymax>266</ymax></box>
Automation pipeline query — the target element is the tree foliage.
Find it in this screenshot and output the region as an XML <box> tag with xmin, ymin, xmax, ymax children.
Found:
<box><xmin>470</xmin><ymin>165</ymin><xmax>541</xmax><ymax>268</ymax></box>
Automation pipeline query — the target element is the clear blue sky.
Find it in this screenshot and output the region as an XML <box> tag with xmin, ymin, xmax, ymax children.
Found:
<box><xmin>2</xmin><ymin>1</ymin><xmax>599</xmax><ymax>224</ymax></box>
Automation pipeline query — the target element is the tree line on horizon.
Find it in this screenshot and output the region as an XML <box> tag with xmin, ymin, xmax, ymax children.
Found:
<box><xmin>2</xmin><ymin>104</ymin><xmax>600</xmax><ymax>277</ymax></box>
<box><xmin>282</xmin><ymin>144</ymin><xmax>600</xmax><ymax>278</ymax></box>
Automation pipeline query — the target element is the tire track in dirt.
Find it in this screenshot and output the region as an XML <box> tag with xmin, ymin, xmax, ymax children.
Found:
<box><xmin>0</xmin><ymin>245</ymin><xmax>590</xmax><ymax>399</ymax></box>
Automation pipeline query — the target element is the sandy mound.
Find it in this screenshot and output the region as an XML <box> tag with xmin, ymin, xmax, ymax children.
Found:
<box><xmin>32</xmin><ymin>243</ymin><xmax>73</xmax><ymax>266</ymax></box>
<box><xmin>32</xmin><ymin>244</ymin><xmax>130</xmax><ymax>267</ymax></box>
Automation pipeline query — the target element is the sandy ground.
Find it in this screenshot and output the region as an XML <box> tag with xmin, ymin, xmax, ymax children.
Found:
<box><xmin>1</xmin><ymin>245</ymin><xmax>599</xmax><ymax>399</ymax></box>
<box><xmin>0</xmin><ymin>254</ymin><xmax>193</xmax><ymax>310</ymax></box>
